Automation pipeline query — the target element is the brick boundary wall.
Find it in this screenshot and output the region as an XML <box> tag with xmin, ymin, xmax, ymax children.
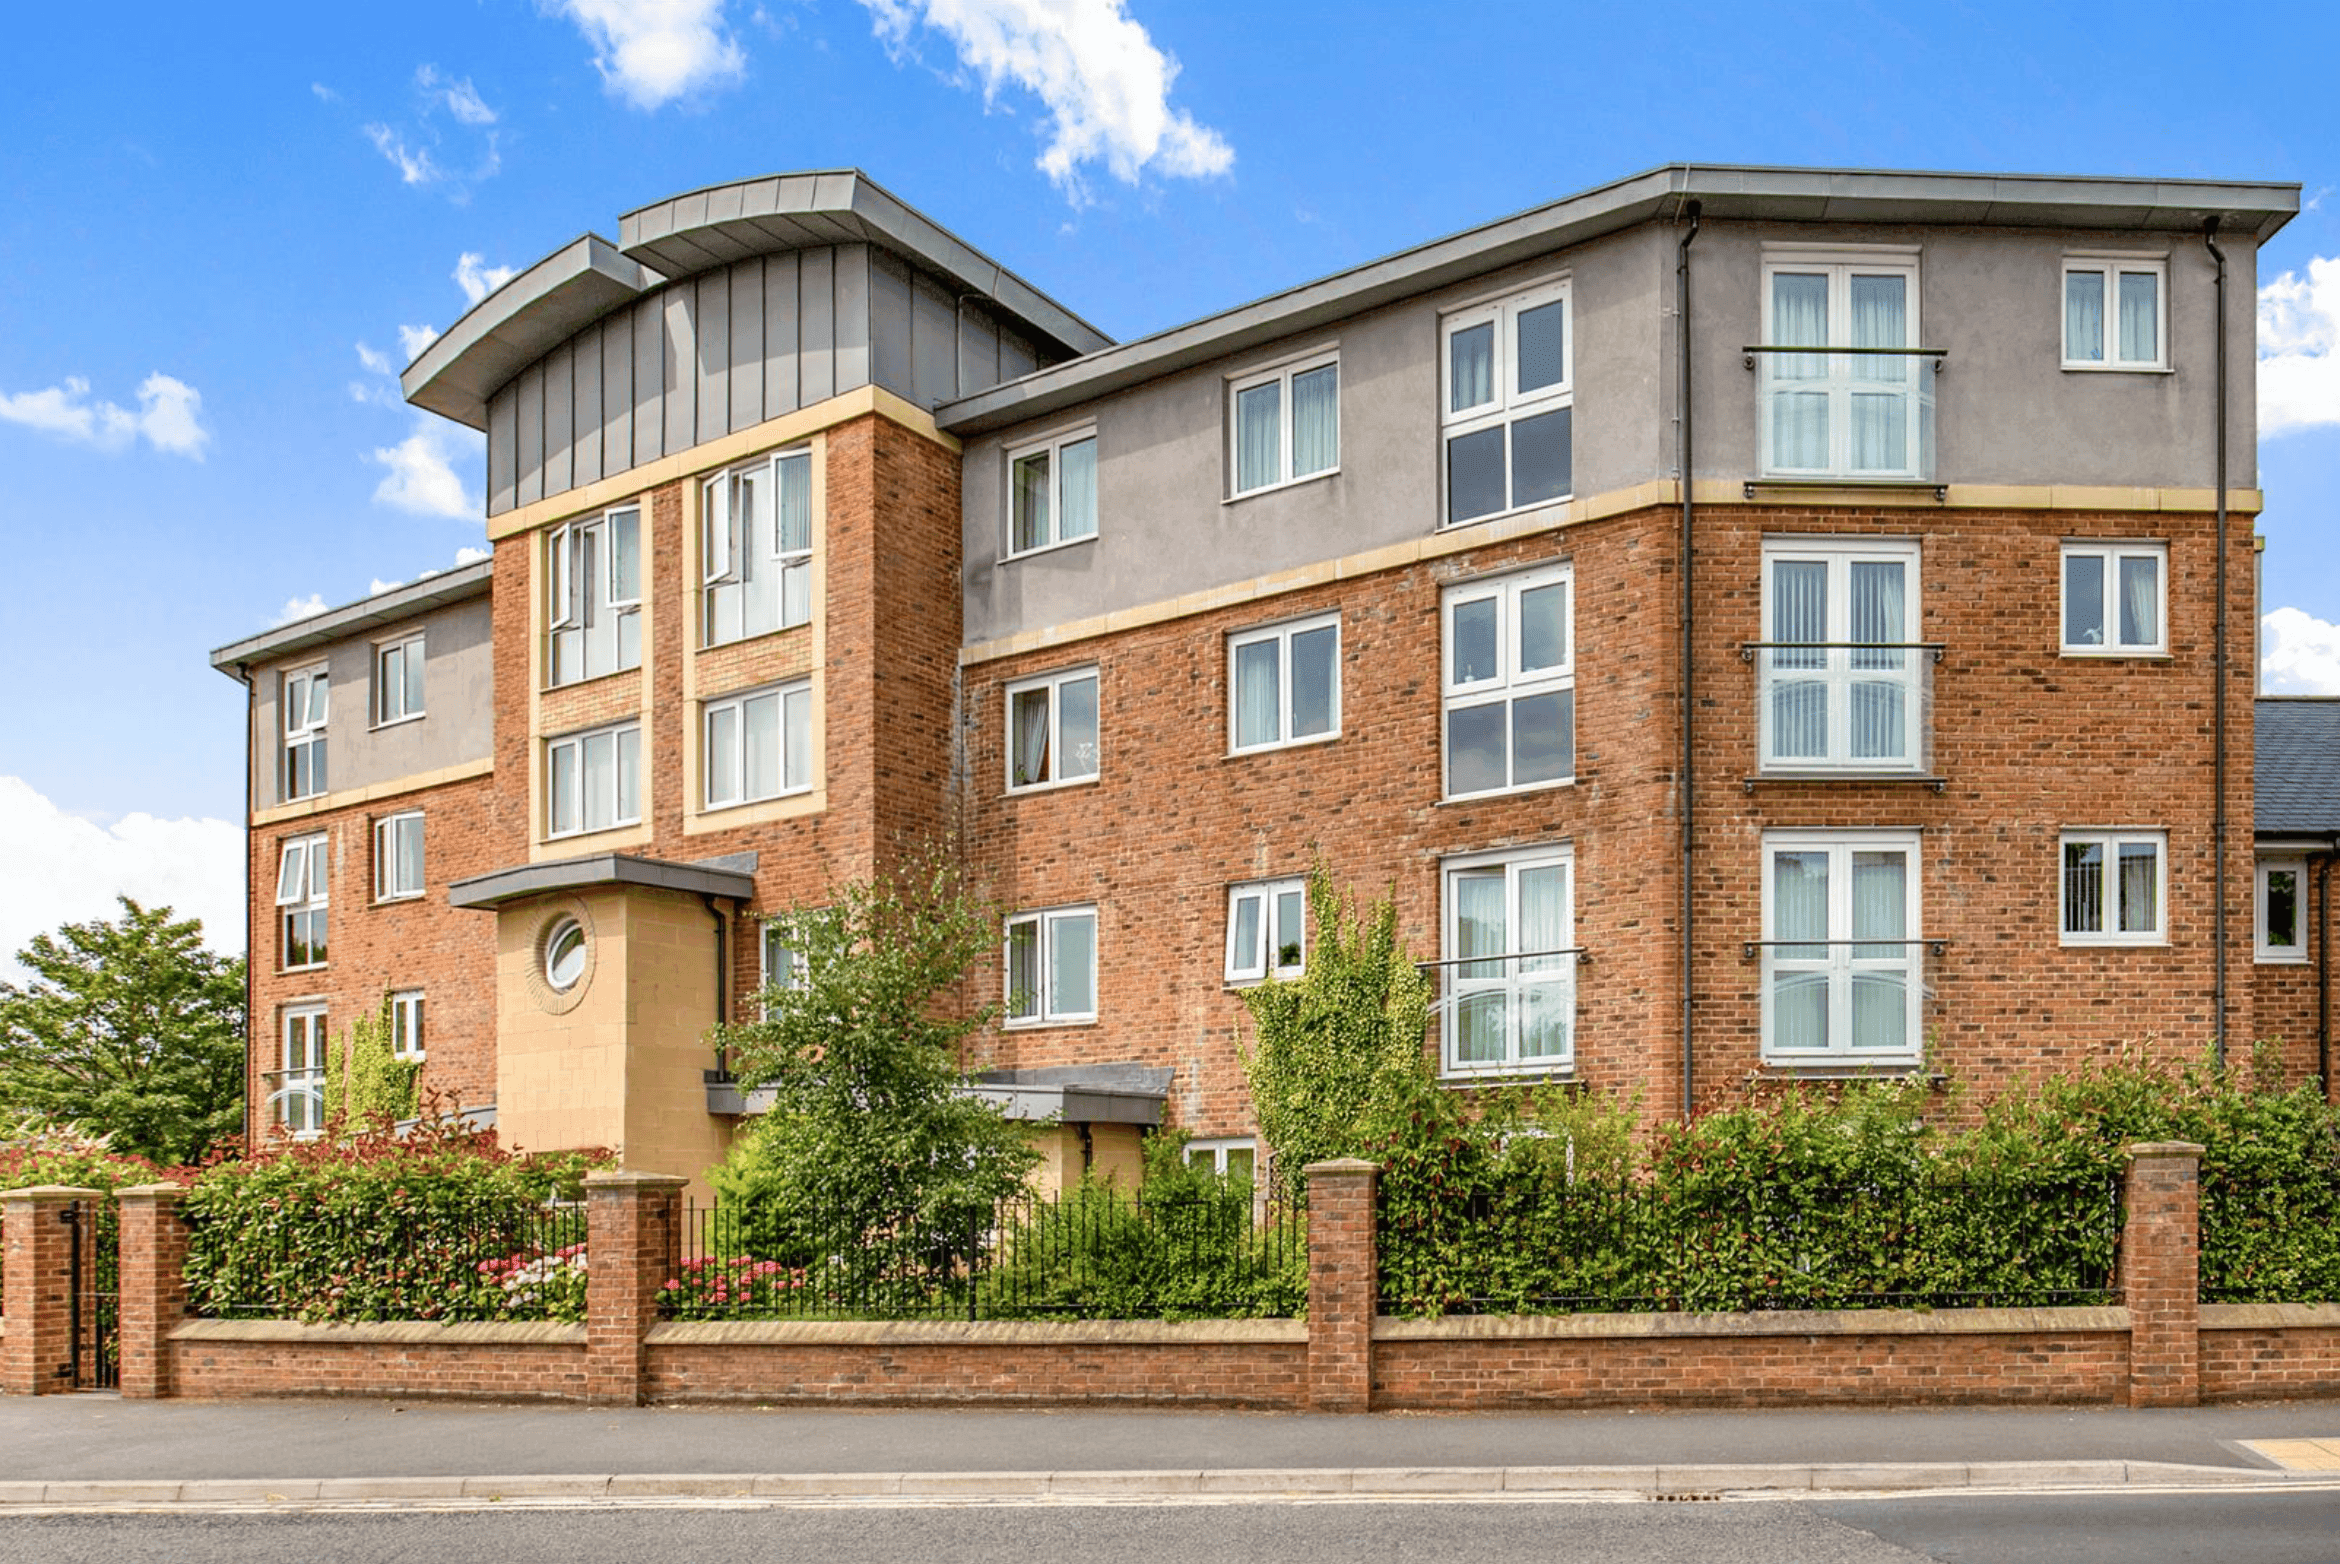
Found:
<box><xmin>12</xmin><ymin>1144</ymin><xmax>2340</xmax><ymax>1411</ymax></box>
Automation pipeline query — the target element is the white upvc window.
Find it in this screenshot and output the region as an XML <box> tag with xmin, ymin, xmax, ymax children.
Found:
<box><xmin>1005</xmin><ymin>667</ymin><xmax>1100</xmax><ymax>792</ymax></box>
<box><xmin>375</xmin><ymin>633</ymin><xmax>425</xmax><ymax>726</ymax></box>
<box><xmin>2060</xmin><ymin>542</ymin><xmax>2167</xmax><ymax>655</ymax></box>
<box><xmin>1008</xmin><ymin>428</ymin><xmax>1099</xmax><ymax>556</ymax></box>
<box><xmin>703</xmin><ymin>680</ymin><xmax>813</xmax><ymax>810</ymax></box>
<box><xmin>1226</xmin><ymin>878</ymin><xmax>1306</xmax><ymax>983</ymax></box>
<box><xmin>703</xmin><ymin>448</ymin><xmax>813</xmax><ymax>647</ymax></box>
<box><xmin>546</xmin><ymin>721</ymin><xmax>642</xmax><ymax>840</ymax></box>
<box><xmin>1229</xmin><ymin>352</ymin><xmax>1338</xmax><ymax>497</ymax></box>
<box><xmin>759</xmin><ymin>919</ymin><xmax>808</xmax><ymax>1019</ymax></box>
<box><xmin>274</xmin><ymin>1005</ymin><xmax>328</xmax><ymax>1138</ymax></box>
<box><xmin>374</xmin><ymin>811</ymin><xmax>424</xmax><ymax>902</ymax></box>
<box><xmin>546</xmin><ymin>506</ymin><xmax>642</xmax><ymax>686</ymax></box>
<box><xmin>2060</xmin><ymin>830</ymin><xmax>2167</xmax><ymax>946</ymax></box>
<box><xmin>1229</xmin><ymin>613</ymin><xmax>1339</xmax><ymax>754</ymax></box>
<box><xmin>1183</xmin><ymin>1138</ymin><xmax>1260</xmax><ymax>1181</ymax></box>
<box><xmin>1762</xmin><ymin>831</ymin><xmax>1925</xmax><ymax>1064</ymax></box>
<box><xmin>1442</xmin><ymin>565</ymin><xmax>1574</xmax><ymax>799</ymax></box>
<box><xmin>1442</xmin><ymin>279</ymin><xmax>1573</xmax><ymax>525</ymax></box>
<box><xmin>281</xmin><ymin>665</ymin><xmax>329</xmax><ymax>802</ymax></box>
<box><xmin>389</xmin><ymin>990</ymin><xmax>425</xmax><ymax>1060</ymax></box>
<box><xmin>2257</xmin><ymin>856</ymin><xmax>2309</xmax><ymax>965</ymax></box>
<box><xmin>275</xmin><ymin>832</ymin><xmax>329</xmax><ymax>971</ymax></box>
<box><xmin>1440</xmin><ymin>847</ymin><xmax>1575</xmax><ymax>1076</ymax></box>
<box><xmin>2063</xmin><ymin>256</ymin><xmax>2167</xmax><ymax>371</ymax></box>
<box><xmin>1758</xmin><ymin>537</ymin><xmax>1926</xmax><ymax>774</ymax></box>
<box><xmin>1760</xmin><ymin>251</ymin><xmax>1929</xmax><ymax>481</ymax></box>
<box><xmin>1005</xmin><ymin>906</ymin><xmax>1097</xmax><ymax>1026</ymax></box>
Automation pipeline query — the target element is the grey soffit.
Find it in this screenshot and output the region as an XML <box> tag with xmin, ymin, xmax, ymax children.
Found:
<box><xmin>965</xmin><ymin>1063</ymin><xmax>1174</xmax><ymax>1126</ymax></box>
<box><xmin>209</xmin><ymin>559</ymin><xmax>493</xmax><ymax>675</ymax></box>
<box><xmin>402</xmin><ymin>235</ymin><xmax>663</xmax><ymax>429</ymax></box>
<box><xmin>447</xmin><ymin>852</ymin><xmax>757</xmax><ymax>910</ymax></box>
<box><xmin>934</xmin><ymin>162</ymin><xmax>2301</xmax><ymax>438</ymax></box>
<box><xmin>2256</xmin><ymin>698</ymin><xmax>2340</xmax><ymax>837</ymax></box>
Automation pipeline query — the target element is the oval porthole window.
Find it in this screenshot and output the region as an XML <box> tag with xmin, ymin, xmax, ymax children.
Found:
<box><xmin>544</xmin><ymin>918</ymin><xmax>588</xmax><ymax>992</ymax></box>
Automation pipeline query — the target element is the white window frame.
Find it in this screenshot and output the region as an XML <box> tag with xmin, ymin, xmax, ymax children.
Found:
<box><xmin>1441</xmin><ymin>564</ymin><xmax>1575</xmax><ymax>800</ymax></box>
<box><xmin>1226</xmin><ymin>878</ymin><xmax>1307</xmax><ymax>983</ymax></box>
<box><xmin>1440</xmin><ymin>277</ymin><xmax>1574</xmax><ymax>526</ymax></box>
<box><xmin>1004</xmin><ymin>666</ymin><xmax>1101</xmax><ymax>793</ymax></box>
<box><xmin>1439</xmin><ymin>846</ymin><xmax>1577</xmax><ymax>1078</ymax></box>
<box><xmin>1183</xmin><ymin>1138</ymin><xmax>1260</xmax><ymax>1181</ymax></box>
<box><xmin>1759</xmin><ymin>249</ymin><xmax>1926</xmax><ymax>481</ymax></box>
<box><xmin>1005</xmin><ymin>426</ymin><xmax>1100</xmax><ymax>558</ymax></box>
<box><xmin>545</xmin><ymin>721</ymin><xmax>643</xmax><ymax>841</ymax></box>
<box><xmin>281</xmin><ymin>665</ymin><xmax>329</xmax><ymax>802</ymax></box>
<box><xmin>2059</xmin><ymin>829</ymin><xmax>2168</xmax><ymax>947</ymax></box>
<box><xmin>545</xmin><ymin>506</ymin><xmax>642</xmax><ymax>687</ymax></box>
<box><xmin>1758</xmin><ymin>536</ymin><xmax>1926</xmax><ymax>775</ymax></box>
<box><xmin>375</xmin><ymin>632</ymin><xmax>425</xmax><ymax>727</ymax></box>
<box><xmin>1227</xmin><ymin>350</ymin><xmax>1339</xmax><ymax>498</ymax></box>
<box><xmin>759</xmin><ymin>919</ymin><xmax>809</xmax><ymax>1019</ymax></box>
<box><xmin>1228</xmin><ymin>612</ymin><xmax>1341</xmax><ymax>755</ymax></box>
<box><xmin>274</xmin><ymin>1004</ymin><xmax>328</xmax><ymax>1139</ymax></box>
<box><xmin>1004</xmin><ymin>905</ymin><xmax>1098</xmax><ymax>1027</ymax></box>
<box><xmin>702</xmin><ymin>680</ymin><xmax>814</xmax><ymax>811</ymax></box>
<box><xmin>701</xmin><ymin>448</ymin><xmax>814</xmax><ymax>648</ymax></box>
<box><xmin>274</xmin><ymin>832</ymin><xmax>329</xmax><ymax>972</ymax></box>
<box><xmin>2257</xmin><ymin>855</ymin><xmax>2310</xmax><ymax>965</ymax></box>
<box><xmin>2062</xmin><ymin>255</ymin><xmax>2169</xmax><ymax>372</ymax></box>
<box><xmin>2060</xmin><ymin>541</ymin><xmax>2168</xmax><ymax>656</ymax></box>
<box><xmin>1760</xmin><ymin>830</ymin><xmax>1925</xmax><ymax>1066</ymax></box>
<box><xmin>389</xmin><ymin>989</ymin><xmax>425</xmax><ymax>1061</ymax></box>
<box><xmin>373</xmin><ymin>811</ymin><xmax>424</xmax><ymax>903</ymax></box>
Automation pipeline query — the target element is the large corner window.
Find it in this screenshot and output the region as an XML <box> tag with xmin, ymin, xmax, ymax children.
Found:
<box><xmin>1005</xmin><ymin>906</ymin><xmax>1097</xmax><ymax>1026</ymax></box>
<box><xmin>703</xmin><ymin>449</ymin><xmax>813</xmax><ymax>647</ymax></box>
<box><xmin>1229</xmin><ymin>353</ymin><xmax>1338</xmax><ymax>497</ymax></box>
<box><xmin>2061</xmin><ymin>542</ymin><xmax>2166</xmax><ymax>655</ymax></box>
<box><xmin>1009</xmin><ymin>429</ymin><xmax>1098</xmax><ymax>556</ymax></box>
<box><xmin>1438</xmin><ymin>848</ymin><xmax>1575</xmax><ymax>1076</ymax></box>
<box><xmin>281</xmin><ymin>666</ymin><xmax>329</xmax><ymax>802</ymax></box>
<box><xmin>2258</xmin><ymin>857</ymin><xmax>2309</xmax><ymax>964</ymax></box>
<box><xmin>274</xmin><ymin>1005</ymin><xmax>328</xmax><ymax>1138</ymax></box>
<box><xmin>2061</xmin><ymin>830</ymin><xmax>2165</xmax><ymax>946</ymax></box>
<box><xmin>546</xmin><ymin>721</ymin><xmax>642</xmax><ymax>840</ymax></box>
<box><xmin>1442</xmin><ymin>565</ymin><xmax>1574</xmax><ymax>799</ymax></box>
<box><xmin>375</xmin><ymin>632</ymin><xmax>425</xmax><ymax>726</ymax></box>
<box><xmin>1006</xmin><ymin>667</ymin><xmax>1100</xmax><ymax>792</ymax></box>
<box><xmin>2064</xmin><ymin>257</ymin><xmax>2166</xmax><ymax>371</ymax></box>
<box><xmin>1229</xmin><ymin>613</ymin><xmax>1339</xmax><ymax>754</ymax></box>
<box><xmin>547</xmin><ymin>506</ymin><xmax>641</xmax><ymax>686</ymax></box>
<box><xmin>1762</xmin><ymin>832</ymin><xmax>1924</xmax><ymax>1064</ymax></box>
<box><xmin>703</xmin><ymin>680</ymin><xmax>813</xmax><ymax>810</ymax></box>
<box><xmin>275</xmin><ymin>832</ymin><xmax>329</xmax><ymax>970</ymax></box>
<box><xmin>1757</xmin><ymin>538</ymin><xmax>1926</xmax><ymax>775</ymax></box>
<box><xmin>1759</xmin><ymin>252</ymin><xmax>1932</xmax><ymax>481</ymax></box>
<box><xmin>1442</xmin><ymin>280</ymin><xmax>1572</xmax><ymax>525</ymax></box>
<box><xmin>373</xmin><ymin>811</ymin><xmax>424</xmax><ymax>902</ymax></box>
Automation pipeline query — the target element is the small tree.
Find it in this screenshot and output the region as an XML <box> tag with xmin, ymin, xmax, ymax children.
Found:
<box><xmin>1239</xmin><ymin>867</ymin><xmax>1435</xmax><ymax>1178</ymax></box>
<box><xmin>708</xmin><ymin>852</ymin><xmax>1037</xmax><ymax>1296</ymax></box>
<box><xmin>0</xmin><ymin>897</ymin><xmax>245</xmax><ymax>1164</ymax></box>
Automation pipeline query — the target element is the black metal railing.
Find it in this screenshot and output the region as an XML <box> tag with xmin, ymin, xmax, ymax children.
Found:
<box><xmin>182</xmin><ymin>1202</ymin><xmax>587</xmax><ymax>1323</ymax></box>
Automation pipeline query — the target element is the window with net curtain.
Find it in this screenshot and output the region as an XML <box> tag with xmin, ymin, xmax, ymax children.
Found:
<box><xmin>2060</xmin><ymin>830</ymin><xmax>2164</xmax><ymax>944</ymax></box>
<box><xmin>1009</xmin><ymin>429</ymin><xmax>1098</xmax><ymax>555</ymax></box>
<box><xmin>1442</xmin><ymin>279</ymin><xmax>1572</xmax><ymax>525</ymax></box>
<box><xmin>1763</xmin><ymin>833</ymin><xmax>1922</xmax><ymax>1061</ymax></box>
<box><xmin>1006</xmin><ymin>667</ymin><xmax>1100</xmax><ymax>791</ymax></box>
<box><xmin>1760</xmin><ymin>539</ymin><xmax>1923</xmax><ymax>773</ymax></box>
<box><xmin>1230</xmin><ymin>354</ymin><xmax>1338</xmax><ymax>495</ymax></box>
<box><xmin>2061</xmin><ymin>542</ymin><xmax>2165</xmax><ymax>653</ymax></box>
<box><xmin>1763</xmin><ymin>257</ymin><xmax>1921</xmax><ymax>479</ymax></box>
<box><xmin>1441</xmin><ymin>849</ymin><xmax>1573</xmax><ymax>1075</ymax></box>
<box><xmin>2064</xmin><ymin>258</ymin><xmax>2165</xmax><ymax>369</ymax></box>
<box><xmin>1229</xmin><ymin>614</ymin><xmax>1339</xmax><ymax>752</ymax></box>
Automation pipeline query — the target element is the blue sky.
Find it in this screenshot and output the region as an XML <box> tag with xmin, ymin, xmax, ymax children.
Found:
<box><xmin>5</xmin><ymin>0</ymin><xmax>2340</xmax><ymax>965</ymax></box>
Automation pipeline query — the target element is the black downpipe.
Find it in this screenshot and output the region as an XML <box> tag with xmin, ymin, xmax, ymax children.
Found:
<box><xmin>2321</xmin><ymin>853</ymin><xmax>2332</xmax><ymax>1097</ymax></box>
<box><xmin>2206</xmin><ymin>218</ymin><xmax>2230</xmax><ymax>1070</ymax></box>
<box><xmin>1676</xmin><ymin>199</ymin><xmax>1702</xmax><ymax>1123</ymax></box>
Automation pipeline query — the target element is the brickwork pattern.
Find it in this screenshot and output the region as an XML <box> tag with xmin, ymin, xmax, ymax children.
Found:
<box><xmin>1305</xmin><ymin>1160</ymin><xmax>1378</xmax><ymax>1412</ymax></box>
<box><xmin>2123</xmin><ymin>1142</ymin><xmax>2204</xmax><ymax>1407</ymax></box>
<box><xmin>643</xmin><ymin>1340</ymin><xmax>1307</xmax><ymax>1407</ymax></box>
<box><xmin>0</xmin><ymin>1188</ymin><xmax>96</xmax><ymax>1396</ymax></box>
<box><xmin>2200</xmin><ymin>1323</ymin><xmax>2340</xmax><ymax>1401</ymax></box>
<box><xmin>116</xmin><ymin>1186</ymin><xmax>188</xmax><ymax>1400</ymax></box>
<box><xmin>584</xmin><ymin>1171</ymin><xmax>684</xmax><ymax>1405</ymax></box>
<box><xmin>168</xmin><ymin>1337</ymin><xmax>587</xmax><ymax>1402</ymax></box>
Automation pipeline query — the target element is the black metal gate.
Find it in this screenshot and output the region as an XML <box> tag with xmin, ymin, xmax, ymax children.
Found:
<box><xmin>61</xmin><ymin>1200</ymin><xmax>119</xmax><ymax>1391</ymax></box>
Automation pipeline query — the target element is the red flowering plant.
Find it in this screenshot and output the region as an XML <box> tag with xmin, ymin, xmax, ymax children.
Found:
<box><xmin>658</xmin><ymin>1255</ymin><xmax>814</xmax><ymax>1321</ymax></box>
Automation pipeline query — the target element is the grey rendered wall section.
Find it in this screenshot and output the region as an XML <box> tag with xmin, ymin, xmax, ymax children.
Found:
<box><xmin>961</xmin><ymin>225</ymin><xmax>1669</xmax><ymax>646</ymax></box>
<box><xmin>486</xmin><ymin>243</ymin><xmax>1049</xmax><ymax>516</ymax></box>
<box><xmin>248</xmin><ymin>598</ymin><xmax>494</xmax><ymax>811</ymax></box>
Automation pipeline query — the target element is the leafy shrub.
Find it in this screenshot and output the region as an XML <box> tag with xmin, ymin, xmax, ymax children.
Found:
<box><xmin>661</xmin><ymin>1256</ymin><xmax>814</xmax><ymax>1320</ymax></box>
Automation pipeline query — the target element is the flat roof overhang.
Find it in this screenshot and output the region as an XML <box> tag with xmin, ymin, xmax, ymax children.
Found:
<box><xmin>210</xmin><ymin>559</ymin><xmax>493</xmax><ymax>677</ymax></box>
<box><xmin>448</xmin><ymin>852</ymin><xmax>756</xmax><ymax>910</ymax></box>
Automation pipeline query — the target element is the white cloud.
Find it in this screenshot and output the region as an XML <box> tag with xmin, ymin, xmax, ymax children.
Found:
<box><xmin>397</xmin><ymin>323</ymin><xmax>441</xmax><ymax>362</ymax></box>
<box><xmin>311</xmin><ymin>82</ymin><xmax>340</xmax><ymax>103</ymax></box>
<box><xmin>0</xmin><ymin>372</ymin><xmax>209</xmax><ymax>459</ymax></box>
<box><xmin>0</xmin><ymin>778</ymin><xmax>245</xmax><ymax>983</ymax></box>
<box><xmin>454</xmin><ymin>252</ymin><xmax>520</xmax><ymax>308</ymax></box>
<box><xmin>2262</xmin><ymin>606</ymin><xmax>2340</xmax><ymax>695</ymax></box>
<box><xmin>371</xmin><ymin>416</ymin><xmax>484</xmax><ymax>520</ymax></box>
<box><xmin>271</xmin><ymin>593</ymin><xmax>329</xmax><ymax>626</ymax></box>
<box><xmin>417</xmin><ymin>64</ymin><xmax>498</xmax><ymax>126</ymax></box>
<box><xmin>859</xmin><ymin>0</ymin><xmax>1232</xmax><ymax>195</ymax></box>
<box><xmin>455</xmin><ymin>545</ymin><xmax>492</xmax><ymax>566</ymax></box>
<box><xmin>550</xmin><ymin>0</ymin><xmax>747</xmax><ymax>109</ymax></box>
<box><xmin>355</xmin><ymin>341</ymin><xmax>395</xmax><ymax>376</ymax></box>
<box><xmin>2259</xmin><ymin>256</ymin><xmax>2340</xmax><ymax>437</ymax></box>
<box><xmin>364</xmin><ymin>122</ymin><xmax>442</xmax><ymax>186</ymax></box>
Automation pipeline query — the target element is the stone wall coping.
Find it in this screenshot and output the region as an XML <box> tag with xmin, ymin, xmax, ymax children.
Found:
<box><xmin>645</xmin><ymin>1318</ymin><xmax>1308</xmax><ymax>1348</ymax></box>
<box><xmin>2199</xmin><ymin>1302</ymin><xmax>2340</xmax><ymax>1330</ymax></box>
<box><xmin>0</xmin><ymin>1186</ymin><xmax>102</xmax><ymax>1201</ymax></box>
<box><xmin>2125</xmin><ymin>1142</ymin><xmax>2206</xmax><ymax>1159</ymax></box>
<box><xmin>1374</xmin><ymin>1306</ymin><xmax>2131</xmax><ymax>1341</ymax></box>
<box><xmin>1301</xmin><ymin>1159</ymin><xmax>1382</xmax><ymax>1176</ymax></box>
<box><xmin>114</xmin><ymin>1185</ymin><xmax>188</xmax><ymax>1203</ymax></box>
<box><xmin>171</xmin><ymin>1319</ymin><xmax>588</xmax><ymax>1347</ymax></box>
<box><xmin>584</xmin><ymin>1170</ymin><xmax>692</xmax><ymax>1189</ymax></box>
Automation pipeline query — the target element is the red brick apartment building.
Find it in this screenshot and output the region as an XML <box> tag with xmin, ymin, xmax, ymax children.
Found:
<box><xmin>211</xmin><ymin>164</ymin><xmax>2328</xmax><ymax>1191</ymax></box>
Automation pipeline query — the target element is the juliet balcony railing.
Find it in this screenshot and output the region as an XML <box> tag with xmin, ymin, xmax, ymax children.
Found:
<box><xmin>1419</xmin><ymin>948</ymin><xmax>1588</xmax><ymax>1079</ymax></box>
<box><xmin>1743</xmin><ymin>641</ymin><xmax>1942</xmax><ymax>782</ymax></box>
<box><xmin>1746</xmin><ymin>347</ymin><xmax>1943</xmax><ymax>486</ymax></box>
<box><xmin>261</xmin><ymin>1066</ymin><xmax>326</xmax><ymax>1138</ymax></box>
